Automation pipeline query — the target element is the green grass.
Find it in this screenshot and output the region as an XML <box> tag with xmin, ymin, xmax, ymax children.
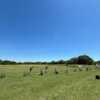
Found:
<box><xmin>0</xmin><ymin>64</ymin><xmax>99</xmax><ymax>100</ymax></box>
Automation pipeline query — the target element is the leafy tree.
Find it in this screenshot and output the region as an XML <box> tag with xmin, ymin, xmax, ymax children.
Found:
<box><xmin>66</xmin><ymin>57</ymin><xmax>78</xmax><ymax>64</ymax></box>
<box><xmin>78</xmin><ymin>55</ymin><xmax>94</xmax><ymax>65</ymax></box>
<box><xmin>66</xmin><ymin>55</ymin><xmax>94</xmax><ymax>65</ymax></box>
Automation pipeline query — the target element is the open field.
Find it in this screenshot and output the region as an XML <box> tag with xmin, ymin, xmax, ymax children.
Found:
<box><xmin>0</xmin><ymin>64</ymin><xmax>100</xmax><ymax>100</ymax></box>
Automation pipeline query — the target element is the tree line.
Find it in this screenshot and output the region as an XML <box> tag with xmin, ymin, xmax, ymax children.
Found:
<box><xmin>0</xmin><ymin>55</ymin><xmax>99</xmax><ymax>65</ymax></box>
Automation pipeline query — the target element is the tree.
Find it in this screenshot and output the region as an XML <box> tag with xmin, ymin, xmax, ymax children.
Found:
<box><xmin>96</xmin><ymin>61</ymin><xmax>100</xmax><ymax>64</ymax></box>
<box><xmin>77</xmin><ymin>55</ymin><xmax>94</xmax><ymax>65</ymax></box>
<box><xmin>66</xmin><ymin>55</ymin><xmax>94</xmax><ymax>65</ymax></box>
<box><xmin>66</xmin><ymin>57</ymin><xmax>78</xmax><ymax>64</ymax></box>
<box><xmin>57</xmin><ymin>60</ymin><xmax>65</xmax><ymax>64</ymax></box>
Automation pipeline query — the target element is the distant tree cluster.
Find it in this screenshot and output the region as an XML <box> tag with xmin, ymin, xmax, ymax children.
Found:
<box><xmin>49</xmin><ymin>55</ymin><xmax>95</xmax><ymax>65</ymax></box>
<box><xmin>95</xmin><ymin>61</ymin><xmax>100</xmax><ymax>64</ymax></box>
<box><xmin>0</xmin><ymin>55</ymin><xmax>97</xmax><ymax>65</ymax></box>
<box><xmin>0</xmin><ymin>60</ymin><xmax>17</xmax><ymax>65</ymax></box>
<box><xmin>66</xmin><ymin>55</ymin><xmax>94</xmax><ymax>65</ymax></box>
<box><xmin>49</xmin><ymin>60</ymin><xmax>65</xmax><ymax>64</ymax></box>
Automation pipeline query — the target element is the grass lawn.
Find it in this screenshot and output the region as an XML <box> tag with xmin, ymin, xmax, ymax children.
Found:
<box><xmin>0</xmin><ymin>64</ymin><xmax>99</xmax><ymax>100</ymax></box>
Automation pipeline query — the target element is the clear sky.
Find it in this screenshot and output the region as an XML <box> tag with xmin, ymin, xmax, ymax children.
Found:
<box><xmin>0</xmin><ymin>0</ymin><xmax>99</xmax><ymax>61</ymax></box>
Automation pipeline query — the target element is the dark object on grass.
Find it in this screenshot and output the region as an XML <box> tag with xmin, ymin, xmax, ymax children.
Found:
<box><xmin>95</xmin><ymin>75</ymin><xmax>100</xmax><ymax>80</ymax></box>
<box><xmin>54</xmin><ymin>68</ymin><xmax>59</xmax><ymax>74</ymax></box>
<box><xmin>39</xmin><ymin>69</ymin><xmax>44</xmax><ymax>76</ymax></box>
<box><xmin>29</xmin><ymin>67</ymin><xmax>33</xmax><ymax>72</ymax></box>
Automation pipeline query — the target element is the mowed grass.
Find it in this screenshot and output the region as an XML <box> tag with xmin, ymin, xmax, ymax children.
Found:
<box><xmin>0</xmin><ymin>65</ymin><xmax>100</xmax><ymax>100</ymax></box>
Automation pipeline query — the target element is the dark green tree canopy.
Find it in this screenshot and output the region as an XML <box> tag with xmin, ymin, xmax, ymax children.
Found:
<box><xmin>66</xmin><ymin>55</ymin><xmax>94</xmax><ymax>65</ymax></box>
<box><xmin>78</xmin><ymin>55</ymin><xmax>94</xmax><ymax>64</ymax></box>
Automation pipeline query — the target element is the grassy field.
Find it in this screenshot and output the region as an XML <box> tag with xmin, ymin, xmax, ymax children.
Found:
<box><xmin>0</xmin><ymin>64</ymin><xmax>100</xmax><ymax>100</ymax></box>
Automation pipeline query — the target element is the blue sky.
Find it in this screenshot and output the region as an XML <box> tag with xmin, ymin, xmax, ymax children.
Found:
<box><xmin>0</xmin><ymin>0</ymin><xmax>99</xmax><ymax>61</ymax></box>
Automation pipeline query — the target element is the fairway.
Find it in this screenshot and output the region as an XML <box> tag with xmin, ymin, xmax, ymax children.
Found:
<box><xmin>0</xmin><ymin>65</ymin><xmax>100</xmax><ymax>100</ymax></box>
